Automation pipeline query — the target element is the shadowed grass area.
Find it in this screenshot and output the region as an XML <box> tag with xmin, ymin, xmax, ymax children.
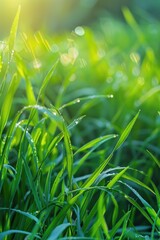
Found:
<box><xmin>0</xmin><ymin>8</ymin><xmax>160</xmax><ymax>240</ymax></box>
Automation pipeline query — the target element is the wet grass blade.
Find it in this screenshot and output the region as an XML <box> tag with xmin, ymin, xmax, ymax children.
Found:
<box><xmin>59</xmin><ymin>95</ymin><xmax>113</xmax><ymax>110</ymax></box>
<box><xmin>107</xmin><ymin>166</ymin><xmax>129</xmax><ymax>189</ymax></box>
<box><xmin>0</xmin><ymin>208</ymin><xmax>39</xmax><ymax>223</ymax></box>
<box><xmin>75</xmin><ymin>134</ymin><xmax>117</xmax><ymax>154</ymax></box>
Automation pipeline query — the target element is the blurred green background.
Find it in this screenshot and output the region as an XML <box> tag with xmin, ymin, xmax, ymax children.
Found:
<box><xmin>0</xmin><ymin>0</ymin><xmax>160</xmax><ymax>36</ymax></box>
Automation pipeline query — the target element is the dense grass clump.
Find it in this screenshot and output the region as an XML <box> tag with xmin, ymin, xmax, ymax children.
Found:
<box><xmin>0</xmin><ymin>8</ymin><xmax>160</xmax><ymax>239</ymax></box>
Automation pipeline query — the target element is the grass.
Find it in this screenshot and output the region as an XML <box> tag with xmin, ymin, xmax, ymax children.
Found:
<box><xmin>0</xmin><ymin>7</ymin><xmax>160</xmax><ymax>240</ymax></box>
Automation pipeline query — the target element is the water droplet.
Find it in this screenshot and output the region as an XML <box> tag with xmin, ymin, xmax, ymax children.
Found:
<box><xmin>107</xmin><ymin>94</ymin><xmax>114</xmax><ymax>98</ymax></box>
<box><xmin>33</xmin><ymin>59</ymin><xmax>42</xmax><ymax>69</ymax></box>
<box><xmin>75</xmin><ymin>26</ymin><xmax>85</xmax><ymax>36</ymax></box>
<box><xmin>76</xmin><ymin>98</ymin><xmax>80</xmax><ymax>103</ymax></box>
<box><xmin>74</xmin><ymin>120</ymin><xmax>79</xmax><ymax>125</ymax></box>
<box><xmin>0</xmin><ymin>41</ymin><xmax>6</xmax><ymax>51</ymax></box>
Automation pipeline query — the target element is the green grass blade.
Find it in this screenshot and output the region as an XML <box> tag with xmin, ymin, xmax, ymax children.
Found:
<box><xmin>97</xmin><ymin>192</ymin><xmax>110</xmax><ymax>239</ymax></box>
<box><xmin>136</xmin><ymin>86</ymin><xmax>160</xmax><ymax>106</ymax></box>
<box><xmin>41</xmin><ymin>205</ymin><xmax>71</xmax><ymax>239</ymax></box>
<box><xmin>50</xmin><ymin>166</ymin><xmax>65</xmax><ymax>199</ymax></box>
<box><xmin>0</xmin><ymin>230</ymin><xmax>41</xmax><ymax>240</ymax></box>
<box><xmin>8</xmin><ymin>6</ymin><xmax>21</xmax><ymax>58</ymax></box>
<box><xmin>147</xmin><ymin>150</ymin><xmax>160</xmax><ymax>168</ymax></box>
<box><xmin>69</xmin><ymin>153</ymin><xmax>113</xmax><ymax>205</ymax></box>
<box><xmin>109</xmin><ymin>211</ymin><xmax>131</xmax><ymax>239</ymax></box>
<box><xmin>122</xmin><ymin>181</ymin><xmax>160</xmax><ymax>228</ymax></box>
<box><xmin>69</xmin><ymin>112</ymin><xmax>139</xmax><ymax>205</ymax></box>
<box><xmin>59</xmin><ymin>95</ymin><xmax>113</xmax><ymax>110</ymax></box>
<box><xmin>111</xmin><ymin>194</ymin><xmax>119</xmax><ymax>226</ymax></box>
<box><xmin>122</xmin><ymin>7</ymin><xmax>144</xmax><ymax>43</ymax></box>
<box><xmin>23</xmin><ymin>155</ymin><xmax>42</xmax><ymax>210</ymax></box>
<box><xmin>19</xmin><ymin>125</ymin><xmax>38</xmax><ymax>171</ymax></box>
<box><xmin>107</xmin><ymin>166</ymin><xmax>129</xmax><ymax>189</ymax></box>
<box><xmin>122</xmin><ymin>173</ymin><xmax>155</xmax><ymax>194</ymax></box>
<box><xmin>113</xmin><ymin>110</ymin><xmax>140</xmax><ymax>151</ymax></box>
<box><xmin>48</xmin><ymin>223</ymin><xmax>72</xmax><ymax>240</ymax></box>
<box><xmin>75</xmin><ymin>134</ymin><xmax>117</xmax><ymax>154</ymax></box>
<box><xmin>37</xmin><ymin>60</ymin><xmax>59</xmax><ymax>102</ymax></box>
<box><xmin>73</xmin><ymin>134</ymin><xmax>117</xmax><ymax>174</ymax></box>
<box><xmin>124</xmin><ymin>195</ymin><xmax>153</xmax><ymax>225</ymax></box>
<box><xmin>0</xmin><ymin>208</ymin><xmax>39</xmax><ymax>223</ymax></box>
<box><xmin>0</xmin><ymin>74</ymin><xmax>20</xmax><ymax>137</ymax></box>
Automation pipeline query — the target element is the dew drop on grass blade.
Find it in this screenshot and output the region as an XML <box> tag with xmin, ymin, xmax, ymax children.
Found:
<box><xmin>106</xmin><ymin>166</ymin><xmax>129</xmax><ymax>189</ymax></box>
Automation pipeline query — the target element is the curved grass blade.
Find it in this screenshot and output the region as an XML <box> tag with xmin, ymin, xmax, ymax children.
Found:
<box><xmin>122</xmin><ymin>181</ymin><xmax>160</xmax><ymax>228</ymax></box>
<box><xmin>37</xmin><ymin>60</ymin><xmax>59</xmax><ymax>102</ymax></box>
<box><xmin>113</xmin><ymin>110</ymin><xmax>140</xmax><ymax>151</ymax></box>
<box><xmin>63</xmin><ymin>124</ymin><xmax>74</xmax><ymax>188</ymax></box>
<box><xmin>8</xmin><ymin>6</ymin><xmax>21</xmax><ymax>59</ymax></box>
<box><xmin>59</xmin><ymin>95</ymin><xmax>113</xmax><ymax>110</ymax></box>
<box><xmin>0</xmin><ymin>74</ymin><xmax>20</xmax><ymax>137</ymax></box>
<box><xmin>69</xmin><ymin>111</ymin><xmax>140</xmax><ymax>205</ymax></box>
<box><xmin>0</xmin><ymin>208</ymin><xmax>39</xmax><ymax>223</ymax></box>
<box><xmin>97</xmin><ymin>192</ymin><xmax>110</xmax><ymax>239</ymax></box>
<box><xmin>151</xmin><ymin>208</ymin><xmax>160</xmax><ymax>239</ymax></box>
<box><xmin>0</xmin><ymin>229</ymin><xmax>41</xmax><ymax>240</ymax></box>
<box><xmin>107</xmin><ymin>166</ymin><xmax>129</xmax><ymax>189</ymax></box>
<box><xmin>124</xmin><ymin>194</ymin><xmax>153</xmax><ymax>225</ymax></box>
<box><xmin>109</xmin><ymin>211</ymin><xmax>131</xmax><ymax>239</ymax></box>
<box><xmin>74</xmin><ymin>134</ymin><xmax>117</xmax><ymax>154</ymax></box>
<box><xmin>22</xmin><ymin>155</ymin><xmax>42</xmax><ymax>210</ymax></box>
<box><xmin>146</xmin><ymin>149</ymin><xmax>160</xmax><ymax>168</ymax></box>
<box><xmin>122</xmin><ymin>173</ymin><xmax>155</xmax><ymax>194</ymax></box>
<box><xmin>50</xmin><ymin>166</ymin><xmax>65</xmax><ymax>199</ymax></box>
<box><xmin>122</xmin><ymin>7</ymin><xmax>144</xmax><ymax>43</ymax></box>
<box><xmin>136</xmin><ymin>86</ymin><xmax>160</xmax><ymax>106</ymax></box>
<box><xmin>18</xmin><ymin>125</ymin><xmax>38</xmax><ymax>171</ymax></box>
<box><xmin>73</xmin><ymin>134</ymin><xmax>117</xmax><ymax>174</ymax></box>
<box><xmin>68</xmin><ymin>115</ymin><xmax>86</xmax><ymax>131</ymax></box>
<box><xmin>111</xmin><ymin>194</ymin><xmax>119</xmax><ymax>226</ymax></box>
<box><xmin>118</xmin><ymin>210</ymin><xmax>131</xmax><ymax>240</ymax></box>
<box><xmin>48</xmin><ymin>223</ymin><xmax>72</xmax><ymax>240</ymax></box>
